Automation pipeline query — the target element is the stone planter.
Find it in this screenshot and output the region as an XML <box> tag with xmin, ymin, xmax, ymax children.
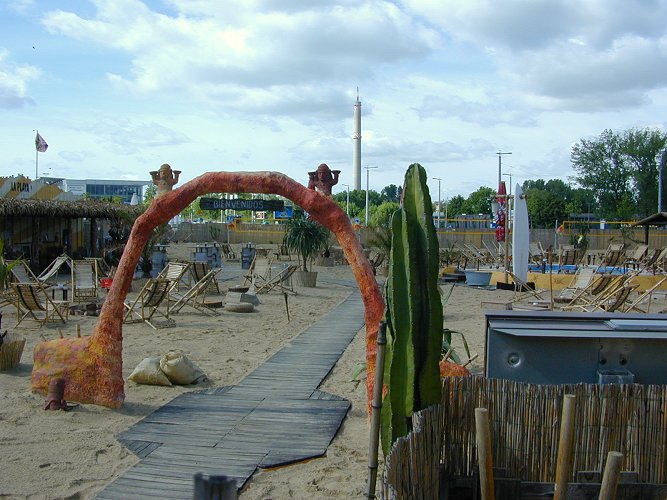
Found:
<box><xmin>295</xmin><ymin>270</ymin><xmax>318</xmax><ymax>288</ymax></box>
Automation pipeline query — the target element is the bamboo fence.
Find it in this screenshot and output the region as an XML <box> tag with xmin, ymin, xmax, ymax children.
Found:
<box><xmin>383</xmin><ymin>377</ymin><xmax>667</xmax><ymax>499</ymax></box>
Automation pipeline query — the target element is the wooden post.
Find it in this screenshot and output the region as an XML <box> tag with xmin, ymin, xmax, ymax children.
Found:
<box><xmin>598</xmin><ymin>451</ymin><xmax>623</xmax><ymax>500</ymax></box>
<box><xmin>475</xmin><ymin>407</ymin><xmax>495</xmax><ymax>500</ymax></box>
<box><xmin>554</xmin><ymin>394</ymin><xmax>576</xmax><ymax>500</ymax></box>
<box><xmin>366</xmin><ymin>321</ymin><xmax>387</xmax><ymax>499</ymax></box>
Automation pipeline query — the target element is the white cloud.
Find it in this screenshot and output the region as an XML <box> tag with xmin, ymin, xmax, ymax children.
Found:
<box><xmin>0</xmin><ymin>49</ymin><xmax>41</xmax><ymax>109</ymax></box>
<box><xmin>403</xmin><ymin>0</ymin><xmax>667</xmax><ymax>110</ymax></box>
<box><xmin>42</xmin><ymin>0</ymin><xmax>440</xmax><ymax>122</ymax></box>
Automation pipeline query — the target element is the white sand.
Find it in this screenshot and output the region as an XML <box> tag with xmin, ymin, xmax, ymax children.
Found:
<box><xmin>0</xmin><ymin>245</ymin><xmax>510</xmax><ymax>499</ymax></box>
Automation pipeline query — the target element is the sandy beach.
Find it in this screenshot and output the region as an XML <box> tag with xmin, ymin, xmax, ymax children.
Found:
<box><xmin>0</xmin><ymin>244</ymin><xmax>510</xmax><ymax>499</ymax></box>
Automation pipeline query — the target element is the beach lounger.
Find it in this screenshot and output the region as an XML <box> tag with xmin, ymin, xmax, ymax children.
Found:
<box><xmin>256</xmin><ymin>265</ymin><xmax>298</xmax><ymax>295</ymax></box>
<box><xmin>123</xmin><ymin>279</ymin><xmax>174</xmax><ymax>329</ymax></box>
<box><xmin>13</xmin><ymin>282</ymin><xmax>68</xmax><ymax>328</ymax></box>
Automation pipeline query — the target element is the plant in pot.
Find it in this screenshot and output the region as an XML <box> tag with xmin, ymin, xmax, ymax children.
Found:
<box><xmin>283</xmin><ymin>218</ymin><xmax>330</xmax><ymax>287</ymax></box>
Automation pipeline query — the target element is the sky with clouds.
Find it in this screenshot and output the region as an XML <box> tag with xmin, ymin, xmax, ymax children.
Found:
<box><xmin>1</xmin><ymin>0</ymin><xmax>666</xmax><ymax>201</ymax></box>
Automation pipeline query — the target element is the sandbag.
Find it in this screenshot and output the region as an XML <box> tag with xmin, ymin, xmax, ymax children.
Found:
<box><xmin>128</xmin><ymin>357</ymin><xmax>172</xmax><ymax>386</ymax></box>
<box><xmin>159</xmin><ymin>351</ymin><xmax>207</xmax><ymax>385</ymax></box>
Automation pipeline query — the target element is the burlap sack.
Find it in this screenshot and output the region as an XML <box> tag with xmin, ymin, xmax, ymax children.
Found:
<box><xmin>159</xmin><ymin>351</ymin><xmax>207</xmax><ymax>385</ymax></box>
<box><xmin>128</xmin><ymin>357</ymin><xmax>172</xmax><ymax>386</ymax></box>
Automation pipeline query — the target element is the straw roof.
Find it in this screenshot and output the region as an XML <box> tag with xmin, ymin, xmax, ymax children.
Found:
<box><xmin>0</xmin><ymin>198</ymin><xmax>144</xmax><ymax>219</ymax></box>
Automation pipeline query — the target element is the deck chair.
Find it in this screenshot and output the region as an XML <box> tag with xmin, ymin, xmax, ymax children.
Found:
<box><xmin>256</xmin><ymin>264</ymin><xmax>298</xmax><ymax>295</ymax></box>
<box><xmin>157</xmin><ymin>261</ymin><xmax>191</xmax><ymax>293</ymax></box>
<box><xmin>558</xmin><ymin>245</ymin><xmax>580</xmax><ymax>266</ymax></box>
<box><xmin>596</xmin><ymin>243</ymin><xmax>625</xmax><ymax>272</ymax></box>
<box><xmin>529</xmin><ymin>241</ymin><xmax>545</xmax><ymax>263</ymax></box>
<box><xmin>623</xmin><ymin>277</ymin><xmax>667</xmax><ymax>313</ymax></box>
<box><xmin>585</xmin><ymin>280</ymin><xmax>639</xmax><ymax>312</ymax></box>
<box><xmin>507</xmin><ymin>271</ymin><xmax>546</xmax><ymax>305</ymax></box>
<box><xmin>562</xmin><ymin>272</ymin><xmax>637</xmax><ymax>311</ymax></box>
<box><xmin>84</xmin><ymin>257</ymin><xmax>112</xmax><ymax>278</ymax></box>
<box><xmin>623</xmin><ymin>244</ymin><xmax>648</xmax><ymax>271</ymax></box>
<box><xmin>8</xmin><ymin>260</ymin><xmax>39</xmax><ymax>284</ymax></box>
<box><xmin>243</xmin><ymin>255</ymin><xmax>274</xmax><ymax>286</ymax></box>
<box><xmin>71</xmin><ymin>260</ymin><xmax>99</xmax><ymax>302</ymax></box>
<box><xmin>367</xmin><ymin>250</ymin><xmax>386</xmax><ymax>275</ymax></box>
<box><xmin>553</xmin><ymin>267</ymin><xmax>596</xmax><ymax>303</ymax></box>
<box><xmin>13</xmin><ymin>283</ymin><xmax>68</xmax><ymax>328</ymax></box>
<box><xmin>169</xmin><ymin>269</ymin><xmax>222</xmax><ymax>316</ymax></box>
<box><xmin>220</xmin><ymin>243</ymin><xmax>237</xmax><ymax>260</ymax></box>
<box><xmin>123</xmin><ymin>278</ymin><xmax>174</xmax><ymax>329</ymax></box>
<box><xmin>38</xmin><ymin>254</ymin><xmax>72</xmax><ymax>283</ymax></box>
<box><xmin>190</xmin><ymin>261</ymin><xmax>221</xmax><ymax>294</ymax></box>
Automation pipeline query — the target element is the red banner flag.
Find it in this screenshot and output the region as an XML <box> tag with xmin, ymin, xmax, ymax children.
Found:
<box><xmin>495</xmin><ymin>181</ymin><xmax>506</xmax><ymax>242</ymax></box>
<box><xmin>35</xmin><ymin>132</ymin><xmax>48</xmax><ymax>152</ymax></box>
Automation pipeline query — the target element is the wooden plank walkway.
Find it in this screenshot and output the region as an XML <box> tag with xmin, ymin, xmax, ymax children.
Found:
<box><xmin>96</xmin><ymin>285</ymin><xmax>365</xmax><ymax>499</ymax></box>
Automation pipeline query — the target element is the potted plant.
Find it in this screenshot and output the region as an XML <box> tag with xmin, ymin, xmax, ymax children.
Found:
<box><xmin>283</xmin><ymin>218</ymin><xmax>330</xmax><ymax>287</ymax></box>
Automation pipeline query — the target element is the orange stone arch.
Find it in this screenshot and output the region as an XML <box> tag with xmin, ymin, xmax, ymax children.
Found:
<box><xmin>32</xmin><ymin>171</ymin><xmax>385</xmax><ymax>409</ymax></box>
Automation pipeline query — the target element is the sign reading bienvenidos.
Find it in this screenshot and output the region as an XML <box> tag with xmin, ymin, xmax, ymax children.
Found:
<box><xmin>199</xmin><ymin>197</ymin><xmax>285</xmax><ymax>212</ymax></box>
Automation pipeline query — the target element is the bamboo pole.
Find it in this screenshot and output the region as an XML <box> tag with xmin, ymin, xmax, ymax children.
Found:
<box><xmin>598</xmin><ymin>451</ymin><xmax>624</xmax><ymax>500</ymax></box>
<box><xmin>475</xmin><ymin>407</ymin><xmax>495</xmax><ymax>500</ymax></box>
<box><xmin>554</xmin><ymin>394</ymin><xmax>576</xmax><ymax>500</ymax></box>
<box><xmin>366</xmin><ymin>321</ymin><xmax>387</xmax><ymax>499</ymax></box>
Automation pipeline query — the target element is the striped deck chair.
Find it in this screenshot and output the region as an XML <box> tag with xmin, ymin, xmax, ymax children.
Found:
<box><xmin>123</xmin><ymin>279</ymin><xmax>174</xmax><ymax>329</ymax></box>
<box><xmin>157</xmin><ymin>261</ymin><xmax>191</xmax><ymax>293</ymax></box>
<box><xmin>13</xmin><ymin>283</ymin><xmax>68</xmax><ymax>328</ymax></box>
<box><xmin>256</xmin><ymin>265</ymin><xmax>298</xmax><ymax>295</ymax></box>
<box><xmin>71</xmin><ymin>260</ymin><xmax>99</xmax><ymax>303</ymax></box>
<box><xmin>553</xmin><ymin>267</ymin><xmax>596</xmax><ymax>303</ymax></box>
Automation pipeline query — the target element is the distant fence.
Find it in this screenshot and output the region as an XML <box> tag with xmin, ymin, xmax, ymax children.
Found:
<box><xmin>172</xmin><ymin>222</ymin><xmax>667</xmax><ymax>252</ymax></box>
<box><xmin>382</xmin><ymin>377</ymin><xmax>667</xmax><ymax>499</ymax></box>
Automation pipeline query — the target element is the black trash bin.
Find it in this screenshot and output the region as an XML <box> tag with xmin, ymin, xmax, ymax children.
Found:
<box><xmin>241</xmin><ymin>243</ymin><xmax>256</xmax><ymax>269</ymax></box>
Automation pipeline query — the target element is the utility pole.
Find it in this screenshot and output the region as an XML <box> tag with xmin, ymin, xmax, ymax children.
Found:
<box><xmin>497</xmin><ymin>151</ymin><xmax>512</xmax><ymax>189</ymax></box>
<box><xmin>433</xmin><ymin>177</ymin><xmax>442</xmax><ymax>229</ymax></box>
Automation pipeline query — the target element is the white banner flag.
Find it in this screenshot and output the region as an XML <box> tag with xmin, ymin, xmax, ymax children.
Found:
<box><xmin>35</xmin><ymin>132</ymin><xmax>48</xmax><ymax>152</ymax></box>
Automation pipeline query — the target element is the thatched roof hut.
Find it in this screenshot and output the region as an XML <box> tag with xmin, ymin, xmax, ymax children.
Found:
<box><xmin>0</xmin><ymin>198</ymin><xmax>143</xmax><ymax>219</ymax></box>
<box><xmin>0</xmin><ymin>198</ymin><xmax>145</xmax><ymax>270</ymax></box>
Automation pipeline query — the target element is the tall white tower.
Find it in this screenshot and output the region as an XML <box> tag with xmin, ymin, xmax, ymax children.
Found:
<box><xmin>352</xmin><ymin>89</ymin><xmax>362</xmax><ymax>190</ymax></box>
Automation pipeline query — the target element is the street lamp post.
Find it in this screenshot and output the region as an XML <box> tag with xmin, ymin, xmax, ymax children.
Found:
<box><xmin>365</xmin><ymin>166</ymin><xmax>378</xmax><ymax>226</ymax></box>
<box><xmin>342</xmin><ymin>184</ymin><xmax>350</xmax><ymax>215</ymax></box>
<box><xmin>497</xmin><ymin>151</ymin><xmax>512</xmax><ymax>188</ymax></box>
<box><xmin>433</xmin><ymin>177</ymin><xmax>442</xmax><ymax>229</ymax></box>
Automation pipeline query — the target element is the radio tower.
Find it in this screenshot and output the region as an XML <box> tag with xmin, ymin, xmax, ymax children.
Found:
<box><xmin>353</xmin><ymin>88</ymin><xmax>362</xmax><ymax>190</ymax></box>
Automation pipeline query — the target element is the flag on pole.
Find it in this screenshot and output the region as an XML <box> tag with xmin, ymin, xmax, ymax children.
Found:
<box><xmin>35</xmin><ymin>132</ymin><xmax>48</xmax><ymax>152</ymax></box>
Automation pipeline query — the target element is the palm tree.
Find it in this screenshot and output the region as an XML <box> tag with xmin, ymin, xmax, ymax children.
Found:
<box><xmin>283</xmin><ymin>218</ymin><xmax>330</xmax><ymax>272</ymax></box>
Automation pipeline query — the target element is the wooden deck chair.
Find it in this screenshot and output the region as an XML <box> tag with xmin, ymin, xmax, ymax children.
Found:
<box><xmin>623</xmin><ymin>277</ymin><xmax>667</xmax><ymax>313</ymax></box>
<box><xmin>84</xmin><ymin>257</ymin><xmax>112</xmax><ymax>278</ymax></box>
<box><xmin>123</xmin><ymin>279</ymin><xmax>174</xmax><ymax>329</ymax></box>
<box><xmin>623</xmin><ymin>244</ymin><xmax>648</xmax><ymax>270</ymax></box>
<box><xmin>243</xmin><ymin>255</ymin><xmax>273</xmax><ymax>286</ymax></box>
<box><xmin>38</xmin><ymin>253</ymin><xmax>72</xmax><ymax>283</ymax></box>
<box><xmin>191</xmin><ymin>261</ymin><xmax>221</xmax><ymax>294</ymax></box>
<box><xmin>558</xmin><ymin>245</ymin><xmax>579</xmax><ymax>266</ymax></box>
<box><xmin>367</xmin><ymin>250</ymin><xmax>385</xmax><ymax>275</ymax></box>
<box><xmin>220</xmin><ymin>243</ymin><xmax>237</xmax><ymax>260</ymax></box>
<box><xmin>596</xmin><ymin>243</ymin><xmax>625</xmax><ymax>271</ymax></box>
<box><xmin>529</xmin><ymin>241</ymin><xmax>545</xmax><ymax>263</ymax></box>
<box><xmin>13</xmin><ymin>283</ymin><xmax>68</xmax><ymax>328</ymax></box>
<box><xmin>71</xmin><ymin>260</ymin><xmax>99</xmax><ymax>303</ymax></box>
<box><xmin>157</xmin><ymin>261</ymin><xmax>191</xmax><ymax>293</ymax></box>
<box><xmin>8</xmin><ymin>260</ymin><xmax>39</xmax><ymax>284</ymax></box>
<box><xmin>256</xmin><ymin>264</ymin><xmax>298</xmax><ymax>295</ymax></box>
<box><xmin>169</xmin><ymin>269</ymin><xmax>221</xmax><ymax>316</ymax></box>
<box><xmin>507</xmin><ymin>271</ymin><xmax>546</xmax><ymax>305</ymax></box>
<box><xmin>562</xmin><ymin>272</ymin><xmax>636</xmax><ymax>311</ymax></box>
<box><xmin>553</xmin><ymin>267</ymin><xmax>596</xmax><ymax>303</ymax></box>
<box><xmin>586</xmin><ymin>280</ymin><xmax>639</xmax><ymax>312</ymax></box>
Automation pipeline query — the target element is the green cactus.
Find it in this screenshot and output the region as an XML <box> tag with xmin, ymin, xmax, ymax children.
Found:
<box><xmin>381</xmin><ymin>163</ymin><xmax>443</xmax><ymax>455</ymax></box>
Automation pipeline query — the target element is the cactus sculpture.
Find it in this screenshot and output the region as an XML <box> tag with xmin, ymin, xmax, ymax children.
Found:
<box><xmin>381</xmin><ymin>163</ymin><xmax>443</xmax><ymax>455</ymax></box>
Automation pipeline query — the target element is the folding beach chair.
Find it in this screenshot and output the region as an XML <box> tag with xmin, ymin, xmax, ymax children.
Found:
<box><xmin>553</xmin><ymin>267</ymin><xmax>596</xmax><ymax>304</ymax></box>
<box><xmin>13</xmin><ymin>283</ymin><xmax>68</xmax><ymax>328</ymax></box>
<box><xmin>38</xmin><ymin>254</ymin><xmax>72</xmax><ymax>283</ymax></box>
<box><xmin>169</xmin><ymin>269</ymin><xmax>222</xmax><ymax>316</ymax></box>
<box><xmin>123</xmin><ymin>278</ymin><xmax>174</xmax><ymax>329</ymax></box>
<box><xmin>190</xmin><ymin>261</ymin><xmax>220</xmax><ymax>294</ymax></box>
<box><xmin>243</xmin><ymin>255</ymin><xmax>275</xmax><ymax>287</ymax></box>
<box><xmin>220</xmin><ymin>243</ymin><xmax>237</xmax><ymax>260</ymax></box>
<box><xmin>157</xmin><ymin>261</ymin><xmax>191</xmax><ymax>293</ymax></box>
<box><xmin>256</xmin><ymin>265</ymin><xmax>298</xmax><ymax>295</ymax></box>
<box><xmin>623</xmin><ymin>244</ymin><xmax>649</xmax><ymax>271</ymax></box>
<box><xmin>71</xmin><ymin>259</ymin><xmax>99</xmax><ymax>303</ymax></box>
<box><xmin>596</xmin><ymin>243</ymin><xmax>625</xmax><ymax>272</ymax></box>
<box><xmin>8</xmin><ymin>260</ymin><xmax>39</xmax><ymax>284</ymax></box>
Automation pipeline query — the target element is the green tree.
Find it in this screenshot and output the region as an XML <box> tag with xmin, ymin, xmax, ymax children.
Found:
<box><xmin>380</xmin><ymin>184</ymin><xmax>402</xmax><ymax>203</ymax></box>
<box><xmin>622</xmin><ymin>128</ymin><xmax>667</xmax><ymax>216</ymax></box>
<box><xmin>462</xmin><ymin>186</ymin><xmax>495</xmax><ymax>215</ymax></box>
<box><xmin>370</xmin><ymin>201</ymin><xmax>400</xmax><ymax>228</ymax></box>
<box><xmin>445</xmin><ymin>195</ymin><xmax>465</xmax><ymax>218</ymax></box>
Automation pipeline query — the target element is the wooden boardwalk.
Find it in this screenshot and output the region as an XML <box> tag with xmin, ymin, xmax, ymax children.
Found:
<box><xmin>96</xmin><ymin>285</ymin><xmax>365</xmax><ymax>499</ymax></box>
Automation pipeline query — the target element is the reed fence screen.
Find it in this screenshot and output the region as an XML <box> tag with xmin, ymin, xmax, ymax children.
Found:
<box><xmin>383</xmin><ymin>377</ymin><xmax>667</xmax><ymax>499</ymax></box>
